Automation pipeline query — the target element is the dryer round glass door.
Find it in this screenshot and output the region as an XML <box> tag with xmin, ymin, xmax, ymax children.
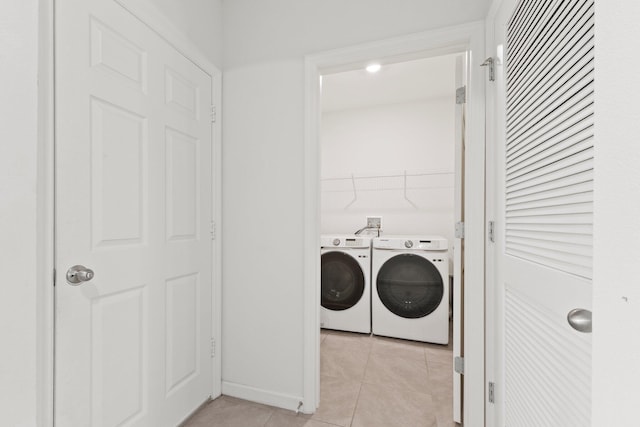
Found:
<box><xmin>376</xmin><ymin>253</ymin><xmax>444</xmax><ymax>319</ymax></box>
<box><xmin>321</xmin><ymin>251</ymin><xmax>365</xmax><ymax>311</ymax></box>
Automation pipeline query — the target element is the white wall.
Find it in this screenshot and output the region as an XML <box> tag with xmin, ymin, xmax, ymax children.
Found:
<box><xmin>222</xmin><ymin>0</ymin><xmax>490</xmax><ymax>407</ymax></box>
<box><xmin>221</xmin><ymin>60</ymin><xmax>307</xmax><ymax>402</ymax></box>
<box><xmin>592</xmin><ymin>0</ymin><xmax>640</xmax><ymax>423</ymax></box>
<box><xmin>223</xmin><ymin>0</ymin><xmax>492</xmax><ymax>69</ymax></box>
<box><xmin>321</xmin><ymin>98</ymin><xmax>455</xmax><ymax>251</ymax></box>
<box><xmin>0</xmin><ymin>1</ymin><xmax>40</xmax><ymax>425</ymax></box>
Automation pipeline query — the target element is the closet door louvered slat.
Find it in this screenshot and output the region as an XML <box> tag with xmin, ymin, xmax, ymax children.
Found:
<box><xmin>499</xmin><ymin>0</ymin><xmax>594</xmax><ymax>425</ymax></box>
<box><xmin>506</xmin><ymin>0</ymin><xmax>594</xmax><ymax>280</ymax></box>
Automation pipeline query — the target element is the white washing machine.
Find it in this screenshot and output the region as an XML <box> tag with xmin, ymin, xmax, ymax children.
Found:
<box><xmin>371</xmin><ymin>236</ymin><xmax>449</xmax><ymax>344</ymax></box>
<box><xmin>321</xmin><ymin>235</ymin><xmax>371</xmax><ymax>334</ymax></box>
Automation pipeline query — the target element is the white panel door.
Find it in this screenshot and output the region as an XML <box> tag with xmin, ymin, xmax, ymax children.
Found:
<box><xmin>55</xmin><ymin>0</ymin><xmax>214</xmax><ymax>426</ymax></box>
<box><xmin>490</xmin><ymin>0</ymin><xmax>593</xmax><ymax>425</ymax></box>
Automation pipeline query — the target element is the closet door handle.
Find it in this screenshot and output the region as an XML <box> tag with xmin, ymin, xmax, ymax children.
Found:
<box><xmin>567</xmin><ymin>308</ymin><xmax>592</xmax><ymax>333</ymax></box>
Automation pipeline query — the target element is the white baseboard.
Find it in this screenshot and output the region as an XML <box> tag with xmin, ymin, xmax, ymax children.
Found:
<box><xmin>221</xmin><ymin>381</ymin><xmax>305</xmax><ymax>413</ymax></box>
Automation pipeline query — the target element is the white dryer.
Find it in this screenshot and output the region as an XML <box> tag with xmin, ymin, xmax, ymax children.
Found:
<box><xmin>321</xmin><ymin>235</ymin><xmax>371</xmax><ymax>334</ymax></box>
<box><xmin>371</xmin><ymin>236</ymin><xmax>449</xmax><ymax>344</ymax></box>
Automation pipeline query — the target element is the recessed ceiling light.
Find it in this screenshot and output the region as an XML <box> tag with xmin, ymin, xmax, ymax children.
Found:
<box><xmin>366</xmin><ymin>63</ymin><xmax>381</xmax><ymax>73</ymax></box>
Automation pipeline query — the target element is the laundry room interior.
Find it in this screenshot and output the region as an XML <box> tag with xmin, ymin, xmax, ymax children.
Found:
<box><xmin>318</xmin><ymin>52</ymin><xmax>464</xmax><ymax>424</ymax></box>
<box><xmin>320</xmin><ymin>54</ymin><xmax>459</xmax><ymax>251</ymax></box>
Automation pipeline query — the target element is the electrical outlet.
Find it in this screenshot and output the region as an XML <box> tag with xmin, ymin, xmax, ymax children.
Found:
<box><xmin>367</xmin><ymin>216</ymin><xmax>382</xmax><ymax>229</ymax></box>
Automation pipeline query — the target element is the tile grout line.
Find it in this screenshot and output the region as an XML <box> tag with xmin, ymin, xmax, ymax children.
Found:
<box><xmin>261</xmin><ymin>407</ymin><xmax>277</xmax><ymax>427</ymax></box>
<box><xmin>348</xmin><ymin>373</ymin><xmax>365</xmax><ymax>426</ymax></box>
<box><xmin>424</xmin><ymin>347</ymin><xmax>431</xmax><ymax>379</ymax></box>
<box><xmin>347</xmin><ymin>334</ymin><xmax>374</xmax><ymax>427</ymax></box>
<box><xmin>359</xmin><ymin>336</ymin><xmax>436</xmax><ymax>396</ymax></box>
<box><xmin>424</xmin><ymin>347</ymin><xmax>439</xmax><ymax>426</ymax></box>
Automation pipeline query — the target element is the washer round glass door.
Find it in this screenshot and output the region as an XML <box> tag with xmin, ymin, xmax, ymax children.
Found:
<box><xmin>377</xmin><ymin>253</ymin><xmax>444</xmax><ymax>319</ymax></box>
<box><xmin>321</xmin><ymin>251</ymin><xmax>365</xmax><ymax>311</ymax></box>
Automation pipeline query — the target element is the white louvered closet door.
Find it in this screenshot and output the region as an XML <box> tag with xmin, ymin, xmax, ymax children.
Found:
<box><xmin>497</xmin><ymin>0</ymin><xmax>593</xmax><ymax>425</ymax></box>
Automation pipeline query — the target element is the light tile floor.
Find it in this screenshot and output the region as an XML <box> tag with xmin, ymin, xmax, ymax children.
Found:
<box><xmin>183</xmin><ymin>329</ymin><xmax>457</xmax><ymax>427</ymax></box>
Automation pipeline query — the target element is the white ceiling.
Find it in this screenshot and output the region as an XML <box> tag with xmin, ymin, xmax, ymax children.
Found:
<box><xmin>321</xmin><ymin>53</ymin><xmax>459</xmax><ymax>113</ymax></box>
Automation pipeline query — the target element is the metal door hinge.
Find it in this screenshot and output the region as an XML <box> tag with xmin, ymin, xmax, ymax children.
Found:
<box><xmin>211</xmin><ymin>338</ymin><xmax>216</xmax><ymax>358</ymax></box>
<box><xmin>488</xmin><ymin>221</ymin><xmax>495</xmax><ymax>243</ymax></box>
<box><xmin>480</xmin><ymin>57</ymin><xmax>495</xmax><ymax>82</ymax></box>
<box><xmin>456</xmin><ymin>86</ymin><xmax>466</xmax><ymax>104</ymax></box>
<box><xmin>210</xmin><ymin>220</ymin><xmax>216</xmax><ymax>240</ymax></box>
<box><xmin>454</xmin><ymin>356</ymin><xmax>464</xmax><ymax>375</ymax></box>
<box><xmin>455</xmin><ymin>221</ymin><xmax>465</xmax><ymax>239</ymax></box>
<box><xmin>211</xmin><ymin>105</ymin><xmax>217</xmax><ymax>123</ymax></box>
<box><xmin>488</xmin><ymin>382</ymin><xmax>495</xmax><ymax>403</ymax></box>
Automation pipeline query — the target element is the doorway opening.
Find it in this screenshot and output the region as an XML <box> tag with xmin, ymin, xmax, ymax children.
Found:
<box><xmin>318</xmin><ymin>53</ymin><xmax>463</xmax><ymax>425</ymax></box>
<box><xmin>303</xmin><ymin>22</ymin><xmax>486</xmax><ymax>424</ymax></box>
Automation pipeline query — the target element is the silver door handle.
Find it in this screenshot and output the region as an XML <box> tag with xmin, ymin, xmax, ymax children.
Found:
<box><xmin>567</xmin><ymin>308</ymin><xmax>592</xmax><ymax>333</ymax></box>
<box><xmin>66</xmin><ymin>265</ymin><xmax>95</xmax><ymax>285</ymax></box>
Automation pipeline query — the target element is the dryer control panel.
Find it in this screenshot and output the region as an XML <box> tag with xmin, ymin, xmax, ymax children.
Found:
<box><xmin>414</xmin><ymin>239</ymin><xmax>448</xmax><ymax>251</ymax></box>
<box><xmin>373</xmin><ymin>236</ymin><xmax>448</xmax><ymax>251</ymax></box>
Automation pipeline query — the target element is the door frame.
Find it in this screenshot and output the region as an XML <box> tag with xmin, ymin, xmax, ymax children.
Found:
<box><xmin>39</xmin><ymin>1</ymin><xmax>223</xmax><ymax>425</ymax></box>
<box><xmin>302</xmin><ymin>21</ymin><xmax>487</xmax><ymax>424</ymax></box>
<box><xmin>484</xmin><ymin>2</ymin><xmax>514</xmax><ymax>426</ymax></box>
